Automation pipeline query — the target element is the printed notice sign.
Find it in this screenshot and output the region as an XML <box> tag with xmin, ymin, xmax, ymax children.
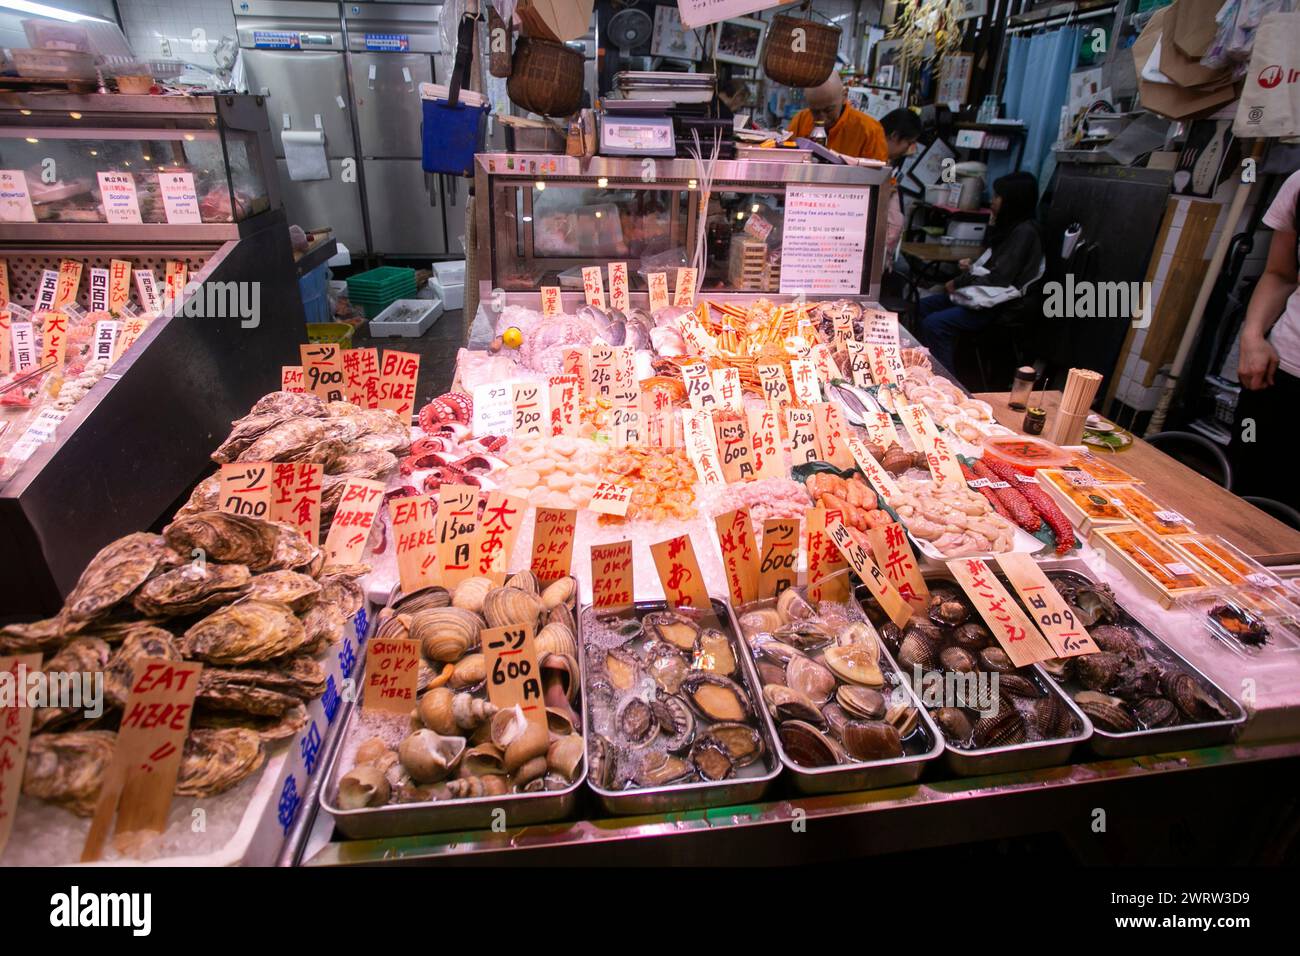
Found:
<box><xmin>0</xmin><ymin>170</ymin><xmax>36</xmax><ymax>222</ymax></box>
<box><xmin>779</xmin><ymin>185</ymin><xmax>871</xmax><ymax>294</ymax></box>
<box><xmin>97</xmin><ymin>172</ymin><xmax>143</xmax><ymax>224</ymax></box>
<box><xmin>159</xmin><ymin>171</ymin><xmax>202</xmax><ymax>224</ymax></box>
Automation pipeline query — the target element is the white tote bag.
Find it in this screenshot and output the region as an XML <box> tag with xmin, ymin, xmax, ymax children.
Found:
<box><xmin>1234</xmin><ymin>12</ymin><xmax>1300</xmax><ymax>138</ymax></box>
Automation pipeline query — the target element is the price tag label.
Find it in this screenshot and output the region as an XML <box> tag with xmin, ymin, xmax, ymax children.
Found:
<box><xmin>34</xmin><ymin>269</ymin><xmax>59</xmax><ymax>312</ymax></box>
<box><xmin>540</xmin><ymin>285</ymin><xmax>563</xmax><ymax>316</ymax></box>
<box><xmin>377</xmin><ymin>349</ymin><xmax>419</xmax><ymax>417</ymax></box>
<box><xmin>471</xmin><ymin>381</ymin><xmax>514</xmax><ymax>437</ymax></box>
<box><xmin>589</xmin><ymin>343</ymin><xmax>614</xmax><ymax>400</ymax></box>
<box><xmin>0</xmin><ymin>653</ymin><xmax>40</xmax><ymax>856</ymax></box>
<box><xmin>641</xmin><ymin>385</ymin><xmax>674</xmax><ymax>447</ymax></box>
<box><xmin>682</xmin><ymin>409</ymin><xmax>725</xmax><ymax>486</ymax></box>
<box><xmin>609</xmin><ymin>261</ymin><xmax>630</xmax><ymax>313</ymax></box>
<box><xmin>108</xmin><ymin>259</ymin><xmax>132</xmax><ymax>314</ymax></box>
<box><xmin>269</xmin><ymin>461</ymin><xmax>323</xmax><ymax>545</ymax></box>
<box><xmin>747</xmin><ymin>408</ymin><xmax>784</xmax><ymax>480</ymax></box>
<box><xmin>705</xmin><ymin>367</ymin><xmax>740</xmax><ymax>414</ymax></box>
<box><xmin>789</xmin><ymin>358</ymin><xmax>820</xmax><ymax>406</ymax></box>
<box><xmin>467</xmin><ymin>491</ymin><xmax>526</xmax><ymax>584</ymax></box>
<box><xmin>39</xmin><ymin>310</ymin><xmax>69</xmax><ymax>368</ymax></box>
<box><xmin>787</xmin><ymin>408</ymin><xmax>819</xmax><ymax>465</ymax></box>
<box><xmin>681</xmin><ymin>360</ymin><xmax>720</xmax><ymax>412</ymax></box>
<box><xmin>391</xmin><ymin>493</ymin><xmax>441</xmax><ymax>595</ymax></box>
<box><xmin>864</xmin><ymin>309</ymin><xmax>901</xmax><ymax>348</ymax></box>
<box><xmin>806</xmin><ymin>507</ymin><xmax>850</xmax><ymax>603</ymax></box>
<box><xmin>483</xmin><ymin>624</ymin><xmax>546</xmax><ymax>726</ymax></box>
<box><xmin>548</xmin><ymin>373</ymin><xmax>580</xmax><ymax>437</ymax></box>
<box><xmin>612</xmin><ymin>405</ymin><xmax>641</xmax><ymax>447</ymax></box>
<box><xmin>677</xmin><ymin>312</ymin><xmax>717</xmax><ymax>356</ymax></box>
<box><xmin>827</xmin><ymin>519</ymin><xmax>912</xmax><ymax>628</ymax></box>
<box><xmin>648</xmin><ymin>272</ymin><xmax>670</xmax><ymax>311</ymax></box>
<box><xmin>898</xmin><ymin>403</ymin><xmax>964</xmax><ymax>488</ymax></box>
<box><xmin>757</xmin><ymin>364</ymin><xmax>793</xmax><ymax>407</ymax></box>
<box><xmin>323</xmin><ymin>477</ymin><xmax>386</xmax><ymax>565</ymax></box>
<box><xmin>832</xmin><ymin>314</ymin><xmax>854</xmax><ymax>350</ymax></box>
<box><xmin>512</xmin><ymin>381</ymin><xmax>549</xmax><ymax>438</ymax></box>
<box><xmin>93</xmin><ymin>319</ymin><xmax>120</xmax><ymax>365</ymax></box>
<box><xmin>89</xmin><ymin>267</ymin><xmax>110</xmax><ymax>312</ymax></box>
<box><xmin>281</xmin><ymin>365</ymin><xmax>306</xmax><ymax>393</ymax></box>
<box><xmin>582</xmin><ymin>266</ymin><xmax>606</xmax><ymax>309</ymax></box>
<box><xmin>868</xmin><ymin>343</ymin><xmax>902</xmax><ymax>385</ymax></box>
<box><xmin>674</xmin><ymin>267</ymin><xmax>698</xmax><ymax>306</ymax></box>
<box><xmin>54</xmin><ymin>260</ymin><xmax>82</xmax><ymax>308</ymax></box>
<box><xmin>0</xmin><ymin>259</ymin><xmax>8</xmax><ymax>308</ymax></box>
<box><xmin>0</xmin><ymin>308</ymin><xmax>10</xmax><ymax>375</ymax></box>
<box><xmin>591</xmin><ymin>540</ymin><xmax>634</xmax><ymax>612</ymax></box>
<box><xmin>165</xmin><ymin>258</ymin><xmax>188</xmax><ymax>304</ymax></box>
<box><xmin>758</xmin><ymin>517</ymin><xmax>799</xmax><ymax>599</ymax></box>
<box><xmin>611</xmin><ymin>345</ymin><xmax>637</xmax><ymax>407</ymax></box>
<box><xmin>531</xmin><ymin>507</ymin><xmax>576</xmax><ymax>584</ymax></box>
<box><xmin>82</xmin><ymin>660</ymin><xmax>203</xmax><ymax>862</ymax></box>
<box><xmin>435</xmin><ymin>483</ymin><xmax>480</xmax><ymax>588</ymax></box>
<box><xmin>863</xmin><ymin>410</ymin><xmax>900</xmax><ymax>448</ymax></box>
<box><xmin>10</xmin><ymin>321</ymin><xmax>36</xmax><ymax>373</ymax></box>
<box><xmin>845</xmin><ymin>434</ymin><xmax>901</xmax><ymax>505</ymax></box>
<box><xmin>562</xmin><ymin>347</ymin><xmax>589</xmax><ymax>402</ymax></box>
<box><xmin>714</xmin><ymin>508</ymin><xmax>760</xmax><ymax>607</ymax></box>
<box><xmin>97</xmin><ymin>171</ymin><xmax>143</xmax><ymax>224</ymax></box>
<box><xmin>113</xmin><ymin>315</ymin><xmax>151</xmax><ymax>363</ymax></box>
<box><xmin>159</xmin><ymin>171</ymin><xmax>201</xmax><ymax>224</ymax></box>
<box><xmin>812</xmin><ymin>402</ymin><xmax>855</xmax><ymax>470</ymax></box>
<box><xmin>219</xmin><ymin>462</ymin><xmax>272</xmax><ymax>519</ymax></box>
<box><xmin>714</xmin><ymin>417</ymin><xmax>755</xmax><ymax>483</ymax></box>
<box><xmin>946</xmin><ymin>558</ymin><xmax>1057</xmax><ymax>667</ymax></box>
<box><xmin>362</xmin><ymin>634</ymin><xmax>420</xmax><ymax>715</ymax></box>
<box><xmin>132</xmin><ymin>270</ymin><xmax>160</xmax><ymax>313</ymax></box>
<box><xmin>0</xmin><ymin>170</ymin><xmax>36</xmax><ymax>222</ymax></box>
<box><xmin>1062</xmin><ymin>469</ymin><xmax>1102</xmax><ymax>488</ymax></box>
<box><xmin>651</xmin><ymin>534</ymin><xmax>712</xmax><ymax>611</ymax></box>
<box><xmin>811</xmin><ymin>343</ymin><xmax>838</xmax><ymax>385</ymax></box>
<box><xmin>867</xmin><ymin>520</ymin><xmax>930</xmax><ymax>613</ymax></box>
<box><xmin>588</xmin><ymin>481</ymin><xmax>633</xmax><ymax>516</ymax></box>
<box><xmin>343</xmin><ymin>347</ymin><xmax>380</xmax><ymax>408</ymax></box>
<box><xmin>846</xmin><ymin>340</ymin><xmax>872</xmax><ymax>387</ymax></box>
<box><xmin>996</xmin><ymin>552</ymin><xmax>1097</xmax><ymax>659</ymax></box>
<box><xmin>300</xmin><ymin>343</ymin><xmax>345</xmax><ymax>402</ymax></box>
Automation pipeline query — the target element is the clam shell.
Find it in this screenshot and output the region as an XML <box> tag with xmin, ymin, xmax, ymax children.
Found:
<box><xmin>738</xmin><ymin>608</ymin><xmax>782</xmax><ymax>637</ymax></box>
<box><xmin>1136</xmin><ymin>696</ymin><xmax>1178</xmax><ymax>728</ymax></box>
<box><xmin>506</xmin><ymin>569</ymin><xmax>539</xmax><ymax>594</ymax></box>
<box><xmin>786</xmin><ymin>654</ymin><xmax>836</xmax><ymax>705</ymax></box>
<box><xmin>483</xmin><ymin>586</ymin><xmax>545</xmax><ymax>629</ymax></box>
<box><xmin>540</xmin><ymin>576</ymin><xmax>575</xmax><ymax>610</ymax></box>
<box><xmin>1075</xmin><ymin>651</ymin><xmax>1125</xmax><ymax>691</ymax></box>
<box><xmin>762</xmin><ymin>683</ymin><xmax>825</xmax><ymax>726</ymax></box>
<box><xmin>940</xmin><ymin>646</ymin><xmax>977</xmax><ymax>673</ymax></box>
<box><xmin>935</xmin><ymin>706</ymin><xmax>974</xmax><ymax>743</ymax></box>
<box><xmin>837</xmin><ymin>684</ymin><xmax>887</xmax><ymax>720</ymax></box>
<box><xmin>977</xmin><ymin>646</ymin><xmax>1014</xmax><ymax>673</ymax></box>
<box><xmin>823</xmin><ymin>643</ymin><xmax>883</xmax><ymax>687</ymax></box>
<box><xmin>953</xmin><ymin>622</ymin><xmax>992</xmax><ymax>650</ymax></box>
<box><xmin>392</xmin><ymin>586</ymin><xmax>451</xmax><ymax>615</ymax></box>
<box><xmin>996</xmin><ymin>673</ymin><xmax>1044</xmax><ymax>698</ymax></box>
<box><xmin>535</xmin><ymin>621</ymin><xmax>578</xmax><ymax>660</ymax></box>
<box><xmin>452</xmin><ymin>576</ymin><xmax>494</xmax><ymax>613</ymax></box>
<box><xmin>841</xmin><ymin>720</ymin><xmax>903</xmax><ymax>761</ymax></box>
<box><xmin>778</xmin><ymin>720</ymin><xmax>839</xmax><ymax>768</ymax></box>
<box><xmin>636</xmin><ymin>750</ymin><xmax>692</xmax><ymax>787</ymax></box>
<box><xmin>1074</xmin><ymin>690</ymin><xmax>1137</xmax><ymax>732</ymax></box>
<box><xmin>776</xmin><ymin>588</ymin><xmax>815</xmax><ymax>623</ymax></box>
<box><xmin>971</xmin><ymin>706</ymin><xmax>1026</xmax><ymax>748</ymax></box>
<box><xmin>1028</xmin><ymin>696</ymin><xmax>1075</xmax><ymax>738</ymax></box>
<box><xmin>897</xmin><ymin>631</ymin><xmax>940</xmax><ymax>672</ymax></box>
<box><xmin>410</xmin><ymin>607</ymin><xmax>482</xmax><ymax>663</ymax></box>
<box><xmin>886</xmin><ymin>703</ymin><xmax>919</xmax><ymax>737</ymax></box>
<box><xmin>588</xmin><ymin>734</ymin><xmax>616</xmax><ymax>789</ymax></box>
<box><xmin>450</xmin><ymin>653</ymin><xmax>486</xmax><ymax>689</ymax></box>
<box><xmin>757</xmin><ymin>661</ymin><xmax>787</xmax><ymax>686</ymax></box>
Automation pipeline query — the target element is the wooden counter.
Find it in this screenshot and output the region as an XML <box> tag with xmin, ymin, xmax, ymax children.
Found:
<box><xmin>975</xmin><ymin>390</ymin><xmax>1300</xmax><ymax>565</ymax></box>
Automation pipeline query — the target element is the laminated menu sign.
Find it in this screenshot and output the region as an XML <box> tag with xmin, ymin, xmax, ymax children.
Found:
<box><xmin>93</xmin><ymin>319</ymin><xmax>120</xmax><ymax>365</ymax></box>
<box><xmin>391</xmin><ymin>493</ymin><xmax>441</xmax><ymax>595</ymax></box>
<box><xmin>899</xmin><ymin>403</ymin><xmax>964</xmax><ymax>488</ymax></box>
<box><xmin>845</xmin><ymin>434</ymin><xmax>900</xmax><ymax>504</ymax></box>
<box><xmin>747</xmin><ymin>408</ymin><xmax>784</xmax><ymax>480</ymax></box>
<box><xmin>651</xmin><ymin>534</ymin><xmax>712</xmax><ymax>611</ymax></box>
<box><xmin>714</xmin><ymin>508</ymin><xmax>760</xmax><ymax>607</ymax></box>
<box><xmin>513</xmin><ymin>382</ymin><xmax>549</xmax><ymax>437</ymax></box>
<box><xmin>648</xmin><ymin>272</ymin><xmax>670</xmax><ymax>311</ymax></box>
<box><xmin>812</xmin><ymin>402</ymin><xmax>854</xmax><ymax>470</ymax></box>
<box><xmin>757</xmin><ymin>363</ymin><xmax>793</xmax><ymax>407</ymax></box>
<box><xmin>864</xmin><ymin>310</ymin><xmax>902</xmax><ymax>349</ymax></box>
<box><xmin>323</xmin><ymin>477</ymin><xmax>386</xmax><ymax>565</ymax></box>
<box><xmin>133</xmin><ymin>270</ymin><xmax>161</xmax><ymax>313</ymax></box>
<box><xmin>548</xmin><ymin>373</ymin><xmax>580</xmax><ymax>436</ymax></box>
<box><xmin>301</xmin><ymin>343</ymin><xmax>345</xmax><ymax>402</ymax></box>
<box><xmin>55</xmin><ymin>260</ymin><xmax>82</xmax><ymax>308</ymax></box>
<box><xmin>41</xmin><ymin>311</ymin><xmax>69</xmax><ymax>368</ymax></box>
<box><xmin>681</xmin><ymin>360</ymin><xmax>720</xmax><ymax>411</ymax></box>
<box><xmin>468</xmin><ymin>491</ymin><xmax>526</xmax><ymax>583</ymax></box>
<box><xmin>945</xmin><ymin>558</ymin><xmax>1056</xmax><ymax>666</ymax></box>
<box><xmin>674</xmin><ymin>267</ymin><xmax>698</xmax><ymax>306</ymax></box>
<box><xmin>996</xmin><ymin>552</ymin><xmax>1097</xmax><ymax>659</ymax></box>
<box><xmin>582</xmin><ymin>266</ymin><xmax>606</xmax><ymax>309</ymax></box>
<box><xmin>867</xmin><ymin>521</ymin><xmax>930</xmax><ymax>613</ymax></box>
<box><xmin>541</xmin><ymin>285</ymin><xmax>563</xmax><ymax>316</ymax></box>
<box><xmin>159</xmin><ymin>171</ymin><xmax>201</xmax><ymax>224</ymax></box>
<box><xmin>786</xmin><ymin>408</ymin><xmax>819</xmax><ymax>465</ymax></box>
<box><xmin>109</xmin><ymin>259</ymin><xmax>132</xmax><ymax>314</ymax></box>
<box><xmin>270</xmin><ymin>461</ymin><xmax>323</xmax><ymax>544</ymax></box>
<box><xmin>483</xmin><ymin>623</ymin><xmax>546</xmax><ymax>727</ymax></box>
<box><xmin>778</xmin><ymin>185</ymin><xmax>870</xmax><ymax>294</ymax></box>
<box><xmin>758</xmin><ymin>518</ymin><xmax>799</xmax><ymax>599</ymax></box>
<box><xmin>8</xmin><ymin>407</ymin><xmax>68</xmax><ymax>462</ymax></box>
<box><xmin>589</xmin><ymin>343</ymin><xmax>614</xmax><ymax>400</ymax></box>
<box><xmin>378</xmin><ymin>349</ymin><xmax>419</xmax><ymax>416</ymax></box>
<box><xmin>97</xmin><ymin>171</ymin><xmax>143</xmax><ymax>224</ymax></box>
<box><xmin>588</xmin><ymin>481</ymin><xmax>633</xmax><ymax>516</ymax></box>
<box><xmin>35</xmin><ymin>270</ymin><xmax>59</xmax><ymax>312</ymax></box>
<box><xmin>0</xmin><ymin>654</ymin><xmax>40</xmax><ymax>855</ymax></box>
<box><xmin>282</xmin><ymin>365</ymin><xmax>306</xmax><ymax>393</ymax></box>
<box><xmin>363</xmin><ymin>632</ymin><xmax>420</xmax><ymax>716</ymax></box>
<box><xmin>82</xmin><ymin>660</ymin><xmax>202</xmax><ymax>862</ymax></box>
<box><xmin>714</xmin><ymin>417</ymin><xmax>755</xmax><ymax>483</ymax></box>
<box><xmin>806</xmin><ymin>507</ymin><xmax>850</xmax><ymax>603</ymax></box>
<box><xmin>471</xmin><ymin>381</ymin><xmax>514</xmax><ymax>437</ymax></box>
<box><xmin>609</xmin><ymin>261</ymin><xmax>630</xmax><ymax>313</ymax></box>
<box><xmin>89</xmin><ymin>268</ymin><xmax>110</xmax><ymax>312</ymax></box>
<box><xmin>712</xmin><ymin>366</ymin><xmax>744</xmax><ymax>413</ymax></box>
<box><xmin>789</xmin><ymin>358</ymin><xmax>820</xmax><ymax>405</ymax></box>
<box><xmin>846</xmin><ymin>340</ymin><xmax>872</xmax><ymax>387</ymax></box>
<box><xmin>531</xmin><ymin>507</ymin><xmax>576</xmax><ymax>583</ymax></box>
<box><xmin>591</xmin><ymin>541</ymin><xmax>634</xmax><ymax>613</ymax></box>
<box><xmin>435</xmin><ymin>483</ymin><xmax>480</xmax><ymax>588</ymax></box>
<box><xmin>0</xmin><ymin>170</ymin><xmax>35</xmax><ymax>222</ymax></box>
<box><xmin>344</xmin><ymin>347</ymin><xmax>380</xmax><ymax>407</ymax></box>
<box><xmin>219</xmin><ymin>462</ymin><xmax>272</xmax><ymax>519</ymax></box>
<box><xmin>827</xmin><ymin>519</ymin><xmax>912</xmax><ymax>628</ymax></box>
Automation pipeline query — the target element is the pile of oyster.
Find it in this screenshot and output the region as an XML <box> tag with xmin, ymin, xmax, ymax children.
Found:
<box><xmin>878</xmin><ymin>587</ymin><xmax>1082</xmax><ymax>750</ymax></box>
<box><xmin>335</xmin><ymin>571</ymin><xmax>584</xmax><ymax>808</ymax></box>
<box><xmin>738</xmin><ymin>589</ymin><xmax>925</xmax><ymax>769</ymax></box>
<box><xmin>582</xmin><ymin>606</ymin><xmax>768</xmax><ymax>789</ymax></box>
<box><xmin>1</xmin><ymin>511</ymin><xmax>366</xmax><ymax>816</ymax></box>
<box><xmin>1038</xmin><ymin>578</ymin><xmax>1229</xmax><ymax>732</ymax></box>
<box><xmin>177</xmin><ymin>390</ymin><xmax>409</xmax><ymax>536</ymax></box>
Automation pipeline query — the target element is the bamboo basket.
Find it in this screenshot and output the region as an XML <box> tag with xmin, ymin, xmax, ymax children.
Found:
<box><xmin>762</xmin><ymin>12</ymin><xmax>841</xmax><ymax>88</ymax></box>
<box><xmin>507</xmin><ymin>37</ymin><xmax>584</xmax><ymax>117</ymax></box>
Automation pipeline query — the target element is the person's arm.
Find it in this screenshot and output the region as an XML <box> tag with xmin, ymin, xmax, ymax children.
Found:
<box><xmin>1239</xmin><ymin>227</ymin><xmax>1298</xmax><ymax>389</ymax></box>
<box><xmin>950</xmin><ymin>225</ymin><xmax>1039</xmax><ymax>290</ymax></box>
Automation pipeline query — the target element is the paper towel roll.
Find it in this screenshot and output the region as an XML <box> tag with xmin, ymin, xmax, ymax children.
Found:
<box><xmin>283</xmin><ymin>130</ymin><xmax>329</xmax><ymax>182</ymax></box>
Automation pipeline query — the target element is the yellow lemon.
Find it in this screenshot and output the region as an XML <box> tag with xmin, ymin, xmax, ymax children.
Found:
<box><xmin>502</xmin><ymin>326</ymin><xmax>523</xmax><ymax>349</ymax></box>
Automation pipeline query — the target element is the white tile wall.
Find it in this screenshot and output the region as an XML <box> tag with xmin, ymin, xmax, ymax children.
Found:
<box><xmin>116</xmin><ymin>0</ymin><xmax>237</xmax><ymax>69</ymax></box>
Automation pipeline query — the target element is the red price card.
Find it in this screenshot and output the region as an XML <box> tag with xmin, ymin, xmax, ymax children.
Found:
<box><xmin>54</xmin><ymin>258</ymin><xmax>82</xmax><ymax>308</ymax></box>
<box><xmin>468</xmin><ymin>491</ymin><xmax>526</xmax><ymax>584</ymax></box>
<box><xmin>281</xmin><ymin>365</ymin><xmax>306</xmax><ymax>393</ymax></box>
<box><xmin>714</xmin><ymin>508</ymin><xmax>760</xmax><ymax>607</ymax></box>
<box><xmin>591</xmin><ymin>540</ymin><xmax>634</xmax><ymax>613</ymax></box>
<box><xmin>363</xmin><ymin>634</ymin><xmax>421</xmax><ymax>716</ymax></box>
<box><xmin>650</xmin><ymin>534</ymin><xmax>712</xmax><ymax>612</ymax></box>
<box><xmin>391</xmin><ymin>493</ymin><xmax>441</xmax><ymax>595</ymax></box>
<box><xmin>806</xmin><ymin>506</ymin><xmax>850</xmax><ymax>603</ymax></box>
<box><xmin>300</xmin><ymin>343</ymin><xmax>345</xmax><ymax>403</ymax></box>
<box><xmin>269</xmin><ymin>461</ymin><xmax>324</xmax><ymax>544</ymax></box>
<box><xmin>562</xmin><ymin>347</ymin><xmax>589</xmax><ymax>402</ymax></box>
<box><xmin>945</xmin><ymin>558</ymin><xmax>1058</xmax><ymax>667</ymax></box>
<box><xmin>482</xmin><ymin>623</ymin><xmax>546</xmax><ymax>727</ymax></box>
<box><xmin>41</xmin><ymin>310</ymin><xmax>69</xmax><ymax>367</ymax></box>
<box><xmin>436</xmin><ymin>483</ymin><xmax>480</xmax><ymax>588</ymax></box>
<box><xmin>218</xmin><ymin>462</ymin><xmax>272</xmax><ymax>519</ymax></box>
<box><xmin>323</xmin><ymin>477</ymin><xmax>386</xmax><ymax>565</ymax></box>
<box><xmin>378</xmin><ymin>349</ymin><xmax>419</xmax><ymax>418</ymax></box>
<box><xmin>0</xmin><ymin>653</ymin><xmax>40</xmax><ymax>856</ymax></box>
<box><xmin>758</xmin><ymin>517</ymin><xmax>799</xmax><ymax>599</ymax></box>
<box><xmin>867</xmin><ymin>520</ymin><xmax>930</xmax><ymax>614</ymax></box>
<box><xmin>531</xmin><ymin>507</ymin><xmax>576</xmax><ymax>584</ymax></box>
<box><xmin>82</xmin><ymin>660</ymin><xmax>203</xmax><ymax>862</ymax></box>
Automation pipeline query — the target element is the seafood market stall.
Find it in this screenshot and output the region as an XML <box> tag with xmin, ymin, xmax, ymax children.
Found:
<box><xmin>0</xmin><ymin>93</ymin><xmax>305</xmax><ymax>616</ymax></box>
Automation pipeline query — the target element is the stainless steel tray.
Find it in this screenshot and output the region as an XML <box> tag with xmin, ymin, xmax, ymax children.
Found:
<box><xmin>1031</xmin><ymin>559</ymin><xmax>1247</xmax><ymax>757</ymax></box>
<box><xmin>726</xmin><ymin>591</ymin><xmax>945</xmax><ymax>794</ymax></box>
<box><xmin>580</xmin><ymin>599</ymin><xmax>781</xmax><ymax>816</ymax></box>
<box><xmin>854</xmin><ymin>582</ymin><xmax>1093</xmax><ymax>777</ymax></box>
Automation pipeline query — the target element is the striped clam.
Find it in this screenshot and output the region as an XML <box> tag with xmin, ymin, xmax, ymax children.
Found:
<box><xmin>483</xmin><ymin>586</ymin><xmax>545</xmax><ymax>629</ymax></box>
<box><xmin>410</xmin><ymin>607</ymin><xmax>482</xmax><ymax>663</ymax></box>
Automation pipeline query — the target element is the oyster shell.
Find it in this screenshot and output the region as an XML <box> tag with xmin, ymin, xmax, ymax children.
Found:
<box><xmin>175</xmin><ymin>727</ymin><xmax>266</xmax><ymax>796</ymax></box>
<box><xmin>301</xmin><ymin>600</ymin><xmax>345</xmax><ymax>654</ymax></box>
<box><xmin>196</xmin><ymin>669</ymin><xmax>304</xmax><ymax>716</ymax></box>
<box><xmin>249</xmin><ymin>391</ymin><xmax>328</xmax><ymax>419</ymax></box>
<box><xmin>193</xmin><ymin>702</ymin><xmax>310</xmax><ymax>742</ymax></box>
<box><xmin>164</xmin><ymin>513</ymin><xmax>281</xmax><ymax>571</ymax></box>
<box><xmin>63</xmin><ymin>533</ymin><xmax>176</xmax><ymax>624</ymax></box>
<box><xmin>316</xmin><ymin>565</ymin><xmax>368</xmax><ymax>616</ymax></box>
<box><xmin>181</xmin><ymin>600</ymin><xmax>308</xmax><ymax>665</ymax></box>
<box><xmin>243</xmin><ymin>570</ymin><xmax>321</xmax><ymax>612</ymax></box>
<box><xmin>682</xmin><ymin>673</ymin><xmax>752</xmax><ymax>722</ymax></box>
<box><xmin>327</xmin><ymin>450</ymin><xmax>398</xmax><ymax>480</ymax></box>
<box><xmin>0</xmin><ymin>617</ymin><xmax>67</xmax><ymax>656</ymax></box>
<box><xmin>105</xmin><ymin>627</ymin><xmax>181</xmax><ymax>709</ymax></box>
<box><xmin>236</xmin><ymin>416</ymin><xmax>330</xmax><ymax>463</ymax></box>
<box><xmin>33</xmin><ymin>637</ymin><xmax>112</xmax><ymax>731</ymax></box>
<box><xmin>133</xmin><ymin>563</ymin><xmax>252</xmax><ymax>617</ymax></box>
<box><xmin>268</xmin><ymin>524</ymin><xmax>318</xmax><ymax>573</ymax></box>
<box><xmin>23</xmin><ymin>731</ymin><xmax>117</xmax><ymax>816</ymax></box>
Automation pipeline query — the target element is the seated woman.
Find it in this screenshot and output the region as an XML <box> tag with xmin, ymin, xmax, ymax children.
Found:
<box><xmin>915</xmin><ymin>171</ymin><xmax>1045</xmax><ymax>372</ymax></box>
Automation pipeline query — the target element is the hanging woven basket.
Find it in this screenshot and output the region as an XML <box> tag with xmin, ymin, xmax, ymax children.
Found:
<box><xmin>762</xmin><ymin>12</ymin><xmax>842</xmax><ymax>88</ymax></box>
<box><xmin>507</xmin><ymin>37</ymin><xmax>584</xmax><ymax>117</ymax></box>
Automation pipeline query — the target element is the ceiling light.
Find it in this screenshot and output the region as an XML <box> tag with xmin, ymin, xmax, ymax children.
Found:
<box><xmin>0</xmin><ymin>1</ymin><xmax>110</xmax><ymax>22</ymax></box>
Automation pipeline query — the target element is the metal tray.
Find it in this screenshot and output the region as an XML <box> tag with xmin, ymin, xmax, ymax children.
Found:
<box><xmin>1031</xmin><ymin>559</ymin><xmax>1247</xmax><ymax>757</ymax></box>
<box><xmin>853</xmin><ymin>582</ymin><xmax>1093</xmax><ymax>777</ymax></box>
<box><xmin>580</xmin><ymin>599</ymin><xmax>780</xmax><ymax>816</ymax></box>
<box><xmin>726</xmin><ymin>591</ymin><xmax>945</xmax><ymax>794</ymax></box>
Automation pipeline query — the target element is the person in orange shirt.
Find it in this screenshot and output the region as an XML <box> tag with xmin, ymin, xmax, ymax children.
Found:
<box><xmin>789</xmin><ymin>73</ymin><xmax>887</xmax><ymax>161</ymax></box>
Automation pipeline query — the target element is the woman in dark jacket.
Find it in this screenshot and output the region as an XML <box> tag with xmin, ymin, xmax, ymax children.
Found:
<box><xmin>916</xmin><ymin>171</ymin><xmax>1045</xmax><ymax>371</ymax></box>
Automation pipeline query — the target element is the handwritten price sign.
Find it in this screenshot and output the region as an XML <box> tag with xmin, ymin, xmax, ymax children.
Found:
<box><xmin>323</xmin><ymin>477</ymin><xmax>386</xmax><ymax>565</ymax></box>
<box><xmin>219</xmin><ymin>462</ymin><xmax>271</xmax><ymax>519</ymax></box>
<box><xmin>758</xmin><ymin>517</ymin><xmax>799</xmax><ymax>599</ymax></box>
<box><xmin>946</xmin><ymin>558</ymin><xmax>1057</xmax><ymax>667</ymax></box>
<box><xmin>482</xmin><ymin>623</ymin><xmax>546</xmax><ymax>726</ymax></box>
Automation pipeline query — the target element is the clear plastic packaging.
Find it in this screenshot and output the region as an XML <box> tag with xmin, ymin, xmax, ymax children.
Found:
<box><xmin>1177</xmin><ymin>587</ymin><xmax>1300</xmax><ymax>662</ymax></box>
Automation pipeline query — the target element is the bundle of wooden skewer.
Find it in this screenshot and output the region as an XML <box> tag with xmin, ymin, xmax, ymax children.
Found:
<box><xmin>1048</xmin><ymin>367</ymin><xmax>1103</xmax><ymax>445</ymax></box>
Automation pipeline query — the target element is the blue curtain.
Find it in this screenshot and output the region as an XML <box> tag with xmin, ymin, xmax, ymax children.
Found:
<box><xmin>989</xmin><ymin>27</ymin><xmax>1080</xmax><ymax>191</ymax></box>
